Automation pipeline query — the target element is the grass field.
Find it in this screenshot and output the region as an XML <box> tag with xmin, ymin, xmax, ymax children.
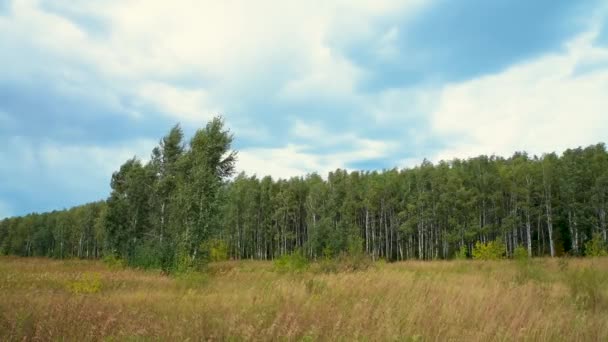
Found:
<box><xmin>1</xmin><ymin>256</ymin><xmax>608</xmax><ymax>341</ymax></box>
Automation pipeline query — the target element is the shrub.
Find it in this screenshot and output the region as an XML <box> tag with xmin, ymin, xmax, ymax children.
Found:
<box><xmin>66</xmin><ymin>272</ymin><xmax>102</xmax><ymax>294</ymax></box>
<box><xmin>472</xmin><ymin>240</ymin><xmax>506</xmax><ymax>260</ymax></box>
<box><xmin>131</xmin><ymin>242</ymin><xmax>163</xmax><ymax>269</ymax></box>
<box><xmin>585</xmin><ymin>233</ymin><xmax>608</xmax><ymax>257</ymax></box>
<box><xmin>102</xmin><ymin>254</ymin><xmax>125</xmax><ymax>270</ymax></box>
<box><xmin>347</xmin><ymin>235</ymin><xmax>364</xmax><ymax>256</ymax></box>
<box><xmin>174</xmin><ymin>249</ymin><xmax>196</xmax><ymax>274</ymax></box>
<box><xmin>454</xmin><ymin>245</ymin><xmax>468</xmax><ymax>260</ymax></box>
<box><xmin>513</xmin><ymin>246</ymin><xmax>529</xmax><ymax>260</ymax></box>
<box><xmin>202</xmin><ymin>239</ymin><xmax>229</xmax><ymax>262</ymax></box>
<box><xmin>273</xmin><ymin>250</ymin><xmax>309</xmax><ymax>273</ymax></box>
<box><xmin>322</xmin><ymin>246</ymin><xmax>334</xmax><ymax>259</ymax></box>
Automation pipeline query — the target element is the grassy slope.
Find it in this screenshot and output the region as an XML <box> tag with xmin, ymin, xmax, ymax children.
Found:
<box><xmin>1</xmin><ymin>256</ymin><xmax>607</xmax><ymax>341</ymax></box>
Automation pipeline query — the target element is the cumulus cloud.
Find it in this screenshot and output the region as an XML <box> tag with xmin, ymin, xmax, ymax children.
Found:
<box><xmin>428</xmin><ymin>30</ymin><xmax>608</xmax><ymax>162</ymax></box>
<box><xmin>238</xmin><ymin>142</ymin><xmax>393</xmax><ymax>180</ymax></box>
<box><xmin>137</xmin><ymin>82</ymin><xmax>219</xmax><ymax>124</ymax></box>
<box><xmin>238</xmin><ymin>120</ymin><xmax>398</xmax><ymax>179</ymax></box>
<box><xmin>1</xmin><ymin>0</ymin><xmax>607</xmax><ymax>216</ymax></box>
<box><xmin>1</xmin><ymin>0</ymin><xmax>429</xmax><ymax>124</ymax></box>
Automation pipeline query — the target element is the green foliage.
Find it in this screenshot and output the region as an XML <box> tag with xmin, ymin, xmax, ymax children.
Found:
<box><xmin>513</xmin><ymin>246</ymin><xmax>529</xmax><ymax>260</ymax></box>
<box><xmin>131</xmin><ymin>241</ymin><xmax>163</xmax><ymax>270</ymax></box>
<box><xmin>66</xmin><ymin>272</ymin><xmax>102</xmax><ymax>294</ymax></box>
<box><xmin>273</xmin><ymin>250</ymin><xmax>309</xmax><ymax>273</ymax></box>
<box><xmin>173</xmin><ymin>247</ymin><xmax>207</xmax><ymax>274</ymax></box>
<box><xmin>313</xmin><ymin>235</ymin><xmax>372</xmax><ymax>273</ymax></box>
<box><xmin>585</xmin><ymin>233</ymin><xmax>608</xmax><ymax>257</ymax></box>
<box><xmin>347</xmin><ymin>235</ymin><xmax>364</xmax><ymax>256</ymax></box>
<box><xmin>322</xmin><ymin>246</ymin><xmax>334</xmax><ymax>259</ymax></box>
<box><xmin>472</xmin><ymin>240</ymin><xmax>506</xmax><ymax>260</ymax></box>
<box><xmin>202</xmin><ymin>239</ymin><xmax>229</xmax><ymax>262</ymax></box>
<box><xmin>102</xmin><ymin>254</ymin><xmax>125</xmax><ymax>270</ymax></box>
<box><xmin>3</xmin><ymin>120</ymin><xmax>608</xmax><ymax>267</ymax></box>
<box><xmin>565</xmin><ymin>266</ymin><xmax>608</xmax><ymax>311</ymax></box>
<box><xmin>454</xmin><ymin>245</ymin><xmax>468</xmax><ymax>260</ymax></box>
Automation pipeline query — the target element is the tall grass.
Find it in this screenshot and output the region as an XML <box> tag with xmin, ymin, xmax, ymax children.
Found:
<box><xmin>1</xmin><ymin>256</ymin><xmax>608</xmax><ymax>340</ymax></box>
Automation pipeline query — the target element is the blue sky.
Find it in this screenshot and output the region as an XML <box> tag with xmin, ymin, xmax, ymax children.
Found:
<box><xmin>1</xmin><ymin>0</ymin><xmax>608</xmax><ymax>218</ymax></box>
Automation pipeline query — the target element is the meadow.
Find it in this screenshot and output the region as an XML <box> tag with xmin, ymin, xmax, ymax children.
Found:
<box><xmin>1</xmin><ymin>256</ymin><xmax>608</xmax><ymax>341</ymax></box>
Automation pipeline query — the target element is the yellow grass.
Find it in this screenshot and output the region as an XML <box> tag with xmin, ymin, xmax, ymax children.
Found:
<box><xmin>1</xmin><ymin>256</ymin><xmax>608</xmax><ymax>341</ymax></box>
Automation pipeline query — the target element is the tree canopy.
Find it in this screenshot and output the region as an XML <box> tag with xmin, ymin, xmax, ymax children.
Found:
<box><xmin>2</xmin><ymin>117</ymin><xmax>607</xmax><ymax>270</ymax></box>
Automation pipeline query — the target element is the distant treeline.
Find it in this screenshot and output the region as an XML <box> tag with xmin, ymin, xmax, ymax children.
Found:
<box><xmin>1</xmin><ymin>117</ymin><xmax>607</xmax><ymax>270</ymax></box>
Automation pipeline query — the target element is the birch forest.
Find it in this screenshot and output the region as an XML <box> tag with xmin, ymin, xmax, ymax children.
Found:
<box><xmin>2</xmin><ymin>117</ymin><xmax>608</xmax><ymax>270</ymax></box>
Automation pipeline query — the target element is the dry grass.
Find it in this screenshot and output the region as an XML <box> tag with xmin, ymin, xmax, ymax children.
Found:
<box><xmin>1</xmin><ymin>256</ymin><xmax>608</xmax><ymax>341</ymax></box>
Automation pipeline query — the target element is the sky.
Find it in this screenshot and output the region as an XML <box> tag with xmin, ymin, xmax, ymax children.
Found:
<box><xmin>1</xmin><ymin>0</ymin><xmax>608</xmax><ymax>218</ymax></box>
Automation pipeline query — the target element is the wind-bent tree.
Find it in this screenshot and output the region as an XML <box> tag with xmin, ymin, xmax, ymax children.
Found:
<box><xmin>105</xmin><ymin>158</ymin><xmax>153</xmax><ymax>261</ymax></box>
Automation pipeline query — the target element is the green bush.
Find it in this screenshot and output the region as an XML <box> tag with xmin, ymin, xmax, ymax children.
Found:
<box><xmin>585</xmin><ymin>233</ymin><xmax>608</xmax><ymax>257</ymax></box>
<box><xmin>472</xmin><ymin>240</ymin><xmax>506</xmax><ymax>260</ymax></box>
<box><xmin>454</xmin><ymin>245</ymin><xmax>468</xmax><ymax>260</ymax></box>
<box><xmin>66</xmin><ymin>272</ymin><xmax>103</xmax><ymax>294</ymax></box>
<box><xmin>513</xmin><ymin>246</ymin><xmax>529</xmax><ymax>260</ymax></box>
<box><xmin>202</xmin><ymin>239</ymin><xmax>229</xmax><ymax>262</ymax></box>
<box><xmin>347</xmin><ymin>235</ymin><xmax>364</xmax><ymax>256</ymax></box>
<box><xmin>312</xmin><ymin>235</ymin><xmax>372</xmax><ymax>273</ymax></box>
<box><xmin>174</xmin><ymin>249</ymin><xmax>197</xmax><ymax>274</ymax></box>
<box><xmin>102</xmin><ymin>254</ymin><xmax>125</xmax><ymax>270</ymax></box>
<box><xmin>273</xmin><ymin>250</ymin><xmax>309</xmax><ymax>273</ymax></box>
<box><xmin>131</xmin><ymin>242</ymin><xmax>163</xmax><ymax>269</ymax></box>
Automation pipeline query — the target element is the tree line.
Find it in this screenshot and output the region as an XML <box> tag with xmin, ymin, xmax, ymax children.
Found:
<box><xmin>1</xmin><ymin>117</ymin><xmax>607</xmax><ymax>270</ymax></box>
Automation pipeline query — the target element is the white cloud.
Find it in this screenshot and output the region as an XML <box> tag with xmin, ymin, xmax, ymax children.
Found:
<box><xmin>429</xmin><ymin>30</ymin><xmax>608</xmax><ymax>162</ymax></box>
<box><xmin>238</xmin><ymin>145</ymin><xmax>328</xmax><ymax>179</ymax></box>
<box><xmin>367</xmin><ymin>86</ymin><xmax>439</xmax><ymax>125</ymax></box>
<box><xmin>3</xmin><ymin>0</ymin><xmax>607</xmax><ymax>186</ymax></box>
<box><xmin>291</xmin><ymin>119</ymin><xmax>397</xmax><ymax>153</ymax></box>
<box><xmin>137</xmin><ymin>82</ymin><xmax>219</xmax><ymax>123</ymax></box>
<box><xmin>278</xmin><ymin>45</ymin><xmax>362</xmax><ymax>101</ymax></box>
<box><xmin>238</xmin><ymin>140</ymin><xmax>395</xmax><ymax>180</ymax></box>
<box><xmin>238</xmin><ymin>120</ymin><xmax>397</xmax><ymax>179</ymax></box>
<box><xmin>0</xmin><ymin>0</ymin><xmax>430</xmax><ymax>125</ymax></box>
